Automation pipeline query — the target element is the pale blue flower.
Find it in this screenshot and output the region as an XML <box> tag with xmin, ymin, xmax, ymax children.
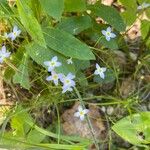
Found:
<box><xmin>74</xmin><ymin>105</ymin><xmax>89</xmax><ymax>121</ymax></box>
<box><xmin>101</xmin><ymin>27</ymin><xmax>116</xmax><ymax>41</ymax></box>
<box><xmin>94</xmin><ymin>63</ymin><xmax>106</xmax><ymax>79</ymax></box>
<box><xmin>137</xmin><ymin>2</ymin><xmax>150</xmax><ymax>10</ymax></box>
<box><xmin>0</xmin><ymin>46</ymin><xmax>11</xmax><ymax>63</ymax></box>
<box><xmin>67</xmin><ymin>57</ymin><xmax>73</xmax><ymax>64</ymax></box>
<box><xmin>59</xmin><ymin>73</ymin><xmax>75</xmax><ymax>93</ymax></box>
<box><xmin>44</xmin><ymin>56</ymin><xmax>62</xmax><ymax>72</ymax></box>
<box><xmin>8</xmin><ymin>26</ymin><xmax>21</xmax><ymax>41</ymax></box>
<box><xmin>46</xmin><ymin>71</ymin><xmax>60</xmax><ymax>86</ymax></box>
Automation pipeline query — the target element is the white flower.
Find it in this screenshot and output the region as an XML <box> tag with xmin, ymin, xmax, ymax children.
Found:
<box><xmin>46</xmin><ymin>71</ymin><xmax>61</xmax><ymax>86</ymax></box>
<box><xmin>44</xmin><ymin>56</ymin><xmax>62</xmax><ymax>72</ymax></box>
<box><xmin>59</xmin><ymin>73</ymin><xmax>75</xmax><ymax>93</ymax></box>
<box><xmin>94</xmin><ymin>63</ymin><xmax>106</xmax><ymax>79</ymax></box>
<box><xmin>8</xmin><ymin>26</ymin><xmax>21</xmax><ymax>41</ymax></box>
<box><xmin>101</xmin><ymin>27</ymin><xmax>116</xmax><ymax>41</ymax></box>
<box><xmin>137</xmin><ymin>2</ymin><xmax>150</xmax><ymax>10</ymax></box>
<box><xmin>74</xmin><ymin>105</ymin><xmax>89</xmax><ymax>121</ymax></box>
<box><xmin>67</xmin><ymin>57</ymin><xmax>73</xmax><ymax>64</ymax></box>
<box><xmin>0</xmin><ymin>46</ymin><xmax>11</xmax><ymax>63</ymax></box>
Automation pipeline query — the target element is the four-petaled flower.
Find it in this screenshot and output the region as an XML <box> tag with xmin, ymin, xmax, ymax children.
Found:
<box><xmin>0</xmin><ymin>46</ymin><xmax>11</xmax><ymax>63</ymax></box>
<box><xmin>102</xmin><ymin>27</ymin><xmax>116</xmax><ymax>41</ymax></box>
<box><xmin>74</xmin><ymin>105</ymin><xmax>89</xmax><ymax>121</ymax></box>
<box><xmin>67</xmin><ymin>57</ymin><xmax>73</xmax><ymax>64</ymax></box>
<box><xmin>59</xmin><ymin>73</ymin><xmax>75</xmax><ymax>93</ymax></box>
<box><xmin>8</xmin><ymin>26</ymin><xmax>21</xmax><ymax>41</ymax></box>
<box><xmin>46</xmin><ymin>71</ymin><xmax>61</xmax><ymax>86</ymax></box>
<box><xmin>44</xmin><ymin>56</ymin><xmax>62</xmax><ymax>72</ymax></box>
<box><xmin>137</xmin><ymin>2</ymin><xmax>150</xmax><ymax>10</ymax></box>
<box><xmin>94</xmin><ymin>63</ymin><xmax>106</xmax><ymax>79</ymax></box>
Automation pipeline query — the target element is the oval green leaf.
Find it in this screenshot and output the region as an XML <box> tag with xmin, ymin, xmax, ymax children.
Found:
<box><xmin>43</xmin><ymin>27</ymin><xmax>95</xmax><ymax>60</ymax></box>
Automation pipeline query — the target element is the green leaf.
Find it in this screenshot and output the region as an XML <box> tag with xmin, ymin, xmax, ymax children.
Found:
<box><xmin>39</xmin><ymin>0</ymin><xmax>64</xmax><ymax>20</ymax></box>
<box><xmin>141</xmin><ymin>20</ymin><xmax>150</xmax><ymax>39</ymax></box>
<box><xmin>13</xmin><ymin>53</ymin><xmax>30</xmax><ymax>90</ymax></box>
<box><xmin>27</xmin><ymin>129</ymin><xmax>46</xmax><ymax>143</ymax></box>
<box><xmin>77</xmin><ymin>71</ymin><xmax>88</xmax><ymax>87</ymax></box>
<box><xmin>17</xmin><ymin>0</ymin><xmax>46</xmax><ymax>47</ymax></box>
<box><xmin>74</xmin><ymin>60</ymin><xmax>90</xmax><ymax>71</ymax></box>
<box><xmin>43</xmin><ymin>27</ymin><xmax>95</xmax><ymax>60</ymax></box>
<box><xmin>119</xmin><ymin>0</ymin><xmax>137</xmax><ymax>26</ymax></box>
<box><xmin>26</xmin><ymin>43</ymin><xmax>75</xmax><ymax>75</ymax></box>
<box><xmin>99</xmin><ymin>36</ymin><xmax>118</xmax><ymax>49</ymax></box>
<box><xmin>64</xmin><ymin>0</ymin><xmax>86</xmax><ymax>12</ymax></box>
<box><xmin>90</xmin><ymin>4</ymin><xmax>126</xmax><ymax>32</ymax></box>
<box><xmin>0</xmin><ymin>0</ymin><xmax>14</xmax><ymax>17</ymax></box>
<box><xmin>57</xmin><ymin>16</ymin><xmax>92</xmax><ymax>35</ymax></box>
<box><xmin>112</xmin><ymin>112</ymin><xmax>150</xmax><ymax>146</ymax></box>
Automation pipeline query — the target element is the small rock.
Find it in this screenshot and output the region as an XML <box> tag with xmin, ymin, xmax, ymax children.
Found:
<box><xmin>119</xmin><ymin>78</ymin><xmax>136</xmax><ymax>98</ymax></box>
<box><xmin>61</xmin><ymin>102</ymin><xmax>107</xmax><ymax>140</ymax></box>
<box><xmin>106</xmin><ymin>106</ymin><xmax>114</xmax><ymax>115</ymax></box>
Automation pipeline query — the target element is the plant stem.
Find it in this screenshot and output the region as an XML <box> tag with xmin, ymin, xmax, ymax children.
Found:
<box><xmin>74</xmin><ymin>87</ymin><xmax>99</xmax><ymax>150</ymax></box>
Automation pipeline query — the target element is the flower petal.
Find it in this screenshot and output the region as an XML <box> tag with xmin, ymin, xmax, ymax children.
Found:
<box><xmin>16</xmin><ymin>30</ymin><xmax>21</xmax><ymax>36</ymax></box>
<box><xmin>1</xmin><ymin>46</ymin><xmax>6</xmax><ymax>53</ymax></box>
<box><xmin>67</xmin><ymin>73</ymin><xmax>75</xmax><ymax>80</ymax></box>
<box><xmin>96</xmin><ymin>63</ymin><xmax>100</xmax><ymax>69</ymax></box>
<box><xmin>0</xmin><ymin>58</ymin><xmax>3</xmax><ymax>63</ymax></box>
<box><xmin>80</xmin><ymin>115</ymin><xmax>85</xmax><ymax>121</ymax></box>
<box><xmin>52</xmin><ymin>56</ymin><xmax>57</xmax><ymax>62</ymax></box>
<box><xmin>99</xmin><ymin>72</ymin><xmax>105</xmax><ymax>79</ymax></box>
<box><xmin>53</xmin><ymin>79</ymin><xmax>58</xmax><ymax>86</ymax></box>
<box><xmin>78</xmin><ymin>105</ymin><xmax>83</xmax><ymax>112</ymax></box>
<box><xmin>101</xmin><ymin>67</ymin><xmax>107</xmax><ymax>72</ymax></box>
<box><xmin>107</xmin><ymin>27</ymin><xmax>111</xmax><ymax>32</ymax></box>
<box><xmin>110</xmin><ymin>33</ymin><xmax>116</xmax><ymax>38</ymax></box>
<box><xmin>94</xmin><ymin>70</ymin><xmax>99</xmax><ymax>75</ymax></box>
<box><xmin>106</xmin><ymin>35</ymin><xmax>111</xmax><ymax>41</ymax></box>
<box><xmin>4</xmin><ymin>52</ymin><xmax>11</xmax><ymax>58</ymax></box>
<box><xmin>44</xmin><ymin>61</ymin><xmax>50</xmax><ymax>66</ymax></box>
<box><xmin>55</xmin><ymin>62</ymin><xmax>62</xmax><ymax>67</ymax></box>
<box><xmin>101</xmin><ymin>30</ymin><xmax>106</xmax><ymax>36</ymax></box>
<box><xmin>13</xmin><ymin>26</ymin><xmax>18</xmax><ymax>32</ymax></box>
<box><xmin>83</xmin><ymin>109</ymin><xmax>89</xmax><ymax>115</ymax></box>
<box><xmin>46</xmin><ymin>76</ymin><xmax>52</xmax><ymax>81</ymax></box>
<box><xmin>74</xmin><ymin>112</ymin><xmax>80</xmax><ymax>117</ymax></box>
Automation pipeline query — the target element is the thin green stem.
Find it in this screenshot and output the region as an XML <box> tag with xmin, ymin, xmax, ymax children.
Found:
<box><xmin>74</xmin><ymin>87</ymin><xmax>99</xmax><ymax>150</ymax></box>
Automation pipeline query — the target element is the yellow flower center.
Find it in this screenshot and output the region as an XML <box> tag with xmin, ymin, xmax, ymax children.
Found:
<box><xmin>106</xmin><ymin>32</ymin><xmax>110</xmax><ymax>36</ymax></box>
<box><xmin>53</xmin><ymin>75</ymin><xmax>58</xmax><ymax>80</ymax></box>
<box><xmin>79</xmin><ymin>111</ymin><xmax>84</xmax><ymax>115</ymax></box>
<box><xmin>14</xmin><ymin>32</ymin><xmax>17</xmax><ymax>36</ymax></box>
<box><xmin>98</xmin><ymin>68</ymin><xmax>102</xmax><ymax>73</ymax></box>
<box><xmin>51</xmin><ymin>62</ymin><xmax>55</xmax><ymax>66</ymax></box>
<box><xmin>65</xmin><ymin>79</ymin><xmax>70</xmax><ymax>84</ymax></box>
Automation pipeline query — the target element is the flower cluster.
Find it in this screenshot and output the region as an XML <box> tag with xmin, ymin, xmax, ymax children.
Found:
<box><xmin>44</xmin><ymin>56</ymin><xmax>75</xmax><ymax>93</ymax></box>
<box><xmin>0</xmin><ymin>26</ymin><xmax>21</xmax><ymax>64</ymax></box>
<box><xmin>4</xmin><ymin>26</ymin><xmax>21</xmax><ymax>41</ymax></box>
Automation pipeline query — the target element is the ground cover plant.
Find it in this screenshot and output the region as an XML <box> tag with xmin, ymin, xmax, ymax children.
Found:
<box><xmin>0</xmin><ymin>0</ymin><xmax>150</xmax><ymax>149</ymax></box>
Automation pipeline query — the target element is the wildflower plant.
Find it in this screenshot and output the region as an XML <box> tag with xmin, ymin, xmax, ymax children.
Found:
<box><xmin>0</xmin><ymin>0</ymin><xmax>150</xmax><ymax>149</ymax></box>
